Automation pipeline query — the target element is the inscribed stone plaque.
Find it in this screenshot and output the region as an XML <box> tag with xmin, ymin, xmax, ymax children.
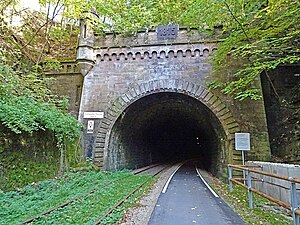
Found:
<box><xmin>157</xmin><ymin>25</ymin><xmax>178</xmax><ymax>40</ymax></box>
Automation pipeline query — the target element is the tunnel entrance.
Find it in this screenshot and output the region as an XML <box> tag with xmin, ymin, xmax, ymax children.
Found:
<box><xmin>106</xmin><ymin>92</ymin><xmax>227</xmax><ymax>175</ymax></box>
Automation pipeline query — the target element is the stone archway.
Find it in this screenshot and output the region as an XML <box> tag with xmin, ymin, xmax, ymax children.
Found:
<box><xmin>94</xmin><ymin>79</ymin><xmax>240</xmax><ymax>175</ymax></box>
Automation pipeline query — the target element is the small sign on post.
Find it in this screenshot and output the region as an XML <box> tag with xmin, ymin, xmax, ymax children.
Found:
<box><xmin>87</xmin><ymin>120</ymin><xmax>94</xmax><ymax>134</ymax></box>
<box><xmin>235</xmin><ymin>133</ymin><xmax>250</xmax><ymax>151</ymax></box>
<box><xmin>235</xmin><ymin>133</ymin><xmax>251</xmax><ymax>164</ymax></box>
<box><xmin>235</xmin><ymin>133</ymin><xmax>250</xmax><ymax>184</ymax></box>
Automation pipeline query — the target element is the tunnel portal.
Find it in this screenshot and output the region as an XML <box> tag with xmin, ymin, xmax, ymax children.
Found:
<box><xmin>74</xmin><ymin>26</ymin><xmax>271</xmax><ymax>177</ymax></box>
<box><xmin>106</xmin><ymin>92</ymin><xmax>226</xmax><ymax>174</ymax></box>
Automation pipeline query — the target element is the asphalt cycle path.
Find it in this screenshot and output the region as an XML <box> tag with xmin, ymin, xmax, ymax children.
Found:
<box><xmin>148</xmin><ymin>162</ymin><xmax>245</xmax><ymax>225</ymax></box>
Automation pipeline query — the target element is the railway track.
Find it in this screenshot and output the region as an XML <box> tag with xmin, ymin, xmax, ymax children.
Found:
<box><xmin>21</xmin><ymin>163</ymin><xmax>174</xmax><ymax>224</ymax></box>
<box><xmin>93</xmin><ymin>163</ymin><xmax>172</xmax><ymax>225</ymax></box>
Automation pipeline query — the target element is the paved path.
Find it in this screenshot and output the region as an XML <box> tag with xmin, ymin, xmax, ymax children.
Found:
<box><xmin>148</xmin><ymin>162</ymin><xmax>245</xmax><ymax>225</ymax></box>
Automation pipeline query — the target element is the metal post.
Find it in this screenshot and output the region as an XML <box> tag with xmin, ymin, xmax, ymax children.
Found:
<box><xmin>228</xmin><ymin>166</ymin><xmax>233</xmax><ymax>192</ymax></box>
<box><xmin>247</xmin><ymin>171</ymin><xmax>253</xmax><ymax>209</ymax></box>
<box><xmin>241</xmin><ymin>150</ymin><xmax>245</xmax><ymax>165</ymax></box>
<box><xmin>242</xmin><ymin>150</ymin><xmax>246</xmax><ymax>185</ymax></box>
<box><xmin>290</xmin><ymin>181</ymin><xmax>299</xmax><ymax>225</ymax></box>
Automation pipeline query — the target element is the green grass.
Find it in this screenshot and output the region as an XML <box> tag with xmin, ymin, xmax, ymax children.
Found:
<box><xmin>212</xmin><ymin>179</ymin><xmax>292</xmax><ymax>225</ymax></box>
<box><xmin>0</xmin><ymin>170</ymin><xmax>153</xmax><ymax>225</ymax></box>
<box><xmin>99</xmin><ymin>178</ymin><xmax>157</xmax><ymax>225</ymax></box>
<box><xmin>1</xmin><ymin>168</ymin><xmax>291</xmax><ymax>225</ymax></box>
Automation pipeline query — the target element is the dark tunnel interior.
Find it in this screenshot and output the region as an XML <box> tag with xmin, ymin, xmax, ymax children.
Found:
<box><xmin>106</xmin><ymin>92</ymin><xmax>226</xmax><ymax>174</ymax></box>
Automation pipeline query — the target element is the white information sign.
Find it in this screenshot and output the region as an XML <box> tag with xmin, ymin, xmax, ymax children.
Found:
<box><xmin>84</xmin><ymin>112</ymin><xmax>104</xmax><ymax>119</ymax></box>
<box><xmin>87</xmin><ymin>120</ymin><xmax>94</xmax><ymax>133</ymax></box>
<box><xmin>235</xmin><ymin>133</ymin><xmax>250</xmax><ymax>151</ymax></box>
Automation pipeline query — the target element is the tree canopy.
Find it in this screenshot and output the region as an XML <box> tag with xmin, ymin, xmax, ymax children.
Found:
<box><xmin>57</xmin><ymin>0</ymin><xmax>300</xmax><ymax>100</ymax></box>
<box><xmin>2</xmin><ymin>0</ymin><xmax>299</xmax><ymax>102</ymax></box>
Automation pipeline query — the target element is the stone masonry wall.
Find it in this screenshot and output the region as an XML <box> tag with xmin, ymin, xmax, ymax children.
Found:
<box><xmin>45</xmin><ymin>62</ymin><xmax>83</xmax><ymax>118</ymax></box>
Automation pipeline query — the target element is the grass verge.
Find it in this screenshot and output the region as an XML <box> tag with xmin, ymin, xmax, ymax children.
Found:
<box><xmin>0</xmin><ymin>170</ymin><xmax>155</xmax><ymax>225</ymax></box>
<box><xmin>211</xmin><ymin>178</ymin><xmax>292</xmax><ymax>225</ymax></box>
<box><xmin>100</xmin><ymin>177</ymin><xmax>157</xmax><ymax>225</ymax></box>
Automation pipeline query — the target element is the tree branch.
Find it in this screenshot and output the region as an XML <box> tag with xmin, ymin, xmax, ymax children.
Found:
<box><xmin>24</xmin><ymin>21</ymin><xmax>48</xmax><ymax>47</ymax></box>
<box><xmin>264</xmin><ymin>70</ymin><xmax>280</xmax><ymax>100</ymax></box>
<box><xmin>36</xmin><ymin>0</ymin><xmax>63</xmax><ymax>65</ymax></box>
<box><xmin>222</xmin><ymin>0</ymin><xmax>251</xmax><ymax>44</ymax></box>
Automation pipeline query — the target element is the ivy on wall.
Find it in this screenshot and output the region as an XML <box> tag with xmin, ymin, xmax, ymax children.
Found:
<box><xmin>0</xmin><ymin>127</ymin><xmax>59</xmax><ymax>191</ymax></box>
<box><xmin>0</xmin><ymin>61</ymin><xmax>82</xmax><ymax>177</ymax></box>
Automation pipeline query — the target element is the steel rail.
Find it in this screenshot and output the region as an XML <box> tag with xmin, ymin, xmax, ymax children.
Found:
<box><xmin>21</xmin><ymin>189</ymin><xmax>97</xmax><ymax>224</ymax></box>
<box><xmin>132</xmin><ymin>164</ymin><xmax>160</xmax><ymax>175</ymax></box>
<box><xmin>21</xmin><ymin>163</ymin><xmax>164</xmax><ymax>224</ymax></box>
<box><xmin>93</xmin><ymin>163</ymin><xmax>173</xmax><ymax>225</ymax></box>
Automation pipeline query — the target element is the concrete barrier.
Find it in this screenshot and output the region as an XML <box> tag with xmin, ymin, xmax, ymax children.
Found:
<box><xmin>246</xmin><ymin>161</ymin><xmax>300</xmax><ymax>206</ymax></box>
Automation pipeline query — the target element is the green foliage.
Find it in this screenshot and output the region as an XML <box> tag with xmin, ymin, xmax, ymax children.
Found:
<box><xmin>0</xmin><ymin>149</ymin><xmax>59</xmax><ymax>192</ymax></box>
<box><xmin>43</xmin><ymin>59</ymin><xmax>63</xmax><ymax>71</ymax></box>
<box><xmin>0</xmin><ymin>1</ymin><xmax>83</xmax><ymax>177</ymax></box>
<box><xmin>0</xmin><ymin>62</ymin><xmax>81</xmax><ymax>141</ymax></box>
<box><xmin>1</xmin><ymin>0</ymin><xmax>79</xmax><ymax>63</ymax></box>
<box><xmin>207</xmin><ymin>0</ymin><xmax>300</xmax><ymax>99</ymax></box>
<box><xmin>0</xmin><ymin>1</ymin><xmax>81</xmax><ymax>131</ymax></box>
<box><xmin>0</xmin><ymin>59</ymin><xmax>81</xmax><ymax>176</ymax></box>
<box><xmin>207</xmin><ymin>80</ymin><xmax>223</xmax><ymax>90</ymax></box>
<box><xmin>100</xmin><ymin>205</ymin><xmax>125</xmax><ymax>225</ymax></box>
<box><xmin>0</xmin><ymin>126</ymin><xmax>60</xmax><ymax>191</ymax></box>
<box><xmin>99</xmin><ymin>177</ymin><xmax>157</xmax><ymax>225</ymax></box>
<box><xmin>0</xmin><ymin>170</ymin><xmax>153</xmax><ymax>225</ymax></box>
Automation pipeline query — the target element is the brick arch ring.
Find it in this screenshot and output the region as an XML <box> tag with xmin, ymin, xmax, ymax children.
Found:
<box><xmin>94</xmin><ymin>79</ymin><xmax>241</xmax><ymax>168</ymax></box>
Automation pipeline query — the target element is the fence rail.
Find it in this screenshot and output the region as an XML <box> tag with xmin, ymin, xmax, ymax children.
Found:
<box><xmin>228</xmin><ymin>164</ymin><xmax>300</xmax><ymax>225</ymax></box>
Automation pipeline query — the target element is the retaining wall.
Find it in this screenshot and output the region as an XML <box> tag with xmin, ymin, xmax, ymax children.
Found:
<box><xmin>246</xmin><ymin>161</ymin><xmax>300</xmax><ymax>206</ymax></box>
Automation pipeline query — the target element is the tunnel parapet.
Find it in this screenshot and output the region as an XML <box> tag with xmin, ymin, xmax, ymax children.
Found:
<box><xmin>94</xmin><ymin>28</ymin><xmax>217</xmax><ymax>48</ymax></box>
